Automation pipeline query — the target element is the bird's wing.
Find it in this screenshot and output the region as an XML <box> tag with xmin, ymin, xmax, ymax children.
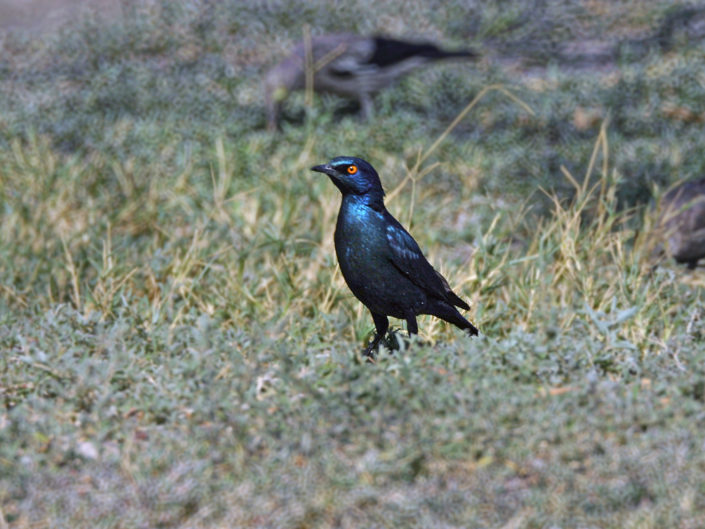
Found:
<box><xmin>327</xmin><ymin>37</ymin><xmax>475</xmax><ymax>76</ymax></box>
<box><xmin>385</xmin><ymin>217</ymin><xmax>470</xmax><ymax>310</ymax></box>
<box><xmin>326</xmin><ymin>38</ymin><xmax>379</xmax><ymax>78</ymax></box>
<box><xmin>368</xmin><ymin>37</ymin><xmax>475</xmax><ymax>66</ymax></box>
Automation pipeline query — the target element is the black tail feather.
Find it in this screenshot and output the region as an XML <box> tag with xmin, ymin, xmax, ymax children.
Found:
<box><xmin>370</xmin><ymin>37</ymin><xmax>477</xmax><ymax>67</ymax></box>
<box><xmin>426</xmin><ymin>300</ymin><xmax>479</xmax><ymax>336</ymax></box>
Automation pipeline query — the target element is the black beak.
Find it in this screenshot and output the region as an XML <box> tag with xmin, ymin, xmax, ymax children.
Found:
<box><xmin>311</xmin><ymin>163</ymin><xmax>336</xmax><ymax>177</ymax></box>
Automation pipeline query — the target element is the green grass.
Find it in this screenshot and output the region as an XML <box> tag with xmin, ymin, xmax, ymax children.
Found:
<box><xmin>2</xmin><ymin>0</ymin><xmax>705</xmax><ymax>527</ymax></box>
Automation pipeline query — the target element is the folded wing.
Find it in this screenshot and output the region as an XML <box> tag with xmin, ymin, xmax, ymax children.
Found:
<box><xmin>385</xmin><ymin>217</ymin><xmax>470</xmax><ymax>310</ymax></box>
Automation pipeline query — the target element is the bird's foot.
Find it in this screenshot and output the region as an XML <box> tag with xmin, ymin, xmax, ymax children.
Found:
<box><xmin>381</xmin><ymin>328</ymin><xmax>406</xmax><ymax>352</ymax></box>
<box><xmin>362</xmin><ymin>329</ymin><xmax>425</xmax><ymax>362</ymax></box>
<box><xmin>378</xmin><ymin>328</ymin><xmax>422</xmax><ymax>353</ymax></box>
<box><xmin>362</xmin><ymin>345</ymin><xmax>377</xmax><ymax>363</ymax></box>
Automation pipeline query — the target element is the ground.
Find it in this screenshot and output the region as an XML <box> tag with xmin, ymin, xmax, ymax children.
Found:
<box><xmin>1</xmin><ymin>1</ymin><xmax>705</xmax><ymax>528</ymax></box>
<box><xmin>0</xmin><ymin>0</ymin><xmax>118</xmax><ymax>33</ymax></box>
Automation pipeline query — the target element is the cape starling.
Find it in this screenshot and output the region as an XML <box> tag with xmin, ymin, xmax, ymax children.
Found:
<box><xmin>312</xmin><ymin>156</ymin><xmax>478</xmax><ymax>357</ymax></box>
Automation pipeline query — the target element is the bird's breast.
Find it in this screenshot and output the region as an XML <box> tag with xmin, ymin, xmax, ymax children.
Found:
<box><xmin>333</xmin><ymin>199</ymin><xmax>422</xmax><ymax>317</ymax></box>
<box><xmin>334</xmin><ymin>201</ymin><xmax>387</xmax><ymax>263</ymax></box>
<box><xmin>336</xmin><ymin>202</ymin><xmax>389</xmax><ymax>277</ymax></box>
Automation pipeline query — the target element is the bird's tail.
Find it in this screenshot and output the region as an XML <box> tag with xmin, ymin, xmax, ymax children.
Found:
<box><xmin>458</xmin><ymin>317</ymin><xmax>479</xmax><ymax>337</ymax></box>
<box><xmin>429</xmin><ymin>48</ymin><xmax>478</xmax><ymax>61</ymax></box>
<box><xmin>467</xmin><ymin>321</ymin><xmax>480</xmax><ymax>336</ymax></box>
<box><xmin>371</xmin><ymin>37</ymin><xmax>477</xmax><ymax>67</ymax></box>
<box><xmin>427</xmin><ymin>300</ymin><xmax>479</xmax><ymax>337</ymax></box>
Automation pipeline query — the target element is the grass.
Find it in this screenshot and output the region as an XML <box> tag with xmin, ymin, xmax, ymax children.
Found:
<box><xmin>2</xmin><ymin>0</ymin><xmax>705</xmax><ymax>527</ymax></box>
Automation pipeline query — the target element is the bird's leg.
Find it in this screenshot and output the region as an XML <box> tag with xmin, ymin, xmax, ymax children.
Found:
<box><xmin>364</xmin><ymin>312</ymin><xmax>389</xmax><ymax>358</ymax></box>
<box><xmin>394</xmin><ymin>314</ymin><xmax>420</xmax><ymax>349</ymax></box>
<box><xmin>267</xmin><ymin>101</ymin><xmax>283</xmax><ymax>132</ymax></box>
<box><xmin>265</xmin><ymin>90</ymin><xmax>278</xmax><ymax>131</ymax></box>
<box><xmin>405</xmin><ymin>314</ymin><xmax>418</xmax><ymax>336</ymax></box>
<box><xmin>358</xmin><ymin>94</ymin><xmax>374</xmax><ymax>121</ymax></box>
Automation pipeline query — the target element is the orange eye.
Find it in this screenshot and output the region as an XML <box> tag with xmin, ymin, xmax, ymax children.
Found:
<box><xmin>347</xmin><ymin>165</ymin><xmax>358</xmax><ymax>175</ymax></box>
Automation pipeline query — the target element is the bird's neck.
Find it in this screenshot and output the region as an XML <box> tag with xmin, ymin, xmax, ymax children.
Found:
<box><xmin>341</xmin><ymin>192</ymin><xmax>385</xmax><ymax>213</ymax></box>
<box><xmin>336</xmin><ymin>195</ymin><xmax>387</xmax><ymax>242</ymax></box>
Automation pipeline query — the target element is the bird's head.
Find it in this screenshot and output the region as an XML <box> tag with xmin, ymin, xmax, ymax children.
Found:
<box><xmin>311</xmin><ymin>157</ymin><xmax>385</xmax><ymax>201</ymax></box>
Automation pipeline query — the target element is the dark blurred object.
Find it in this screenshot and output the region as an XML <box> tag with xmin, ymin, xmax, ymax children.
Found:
<box><xmin>658</xmin><ymin>178</ymin><xmax>705</xmax><ymax>269</ymax></box>
<box><xmin>642</xmin><ymin>6</ymin><xmax>705</xmax><ymax>52</ymax></box>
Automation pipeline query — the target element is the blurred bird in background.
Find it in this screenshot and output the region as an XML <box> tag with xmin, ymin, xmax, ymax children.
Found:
<box><xmin>658</xmin><ymin>178</ymin><xmax>705</xmax><ymax>269</ymax></box>
<box><xmin>265</xmin><ymin>34</ymin><xmax>477</xmax><ymax>130</ymax></box>
<box><xmin>312</xmin><ymin>156</ymin><xmax>478</xmax><ymax>358</ymax></box>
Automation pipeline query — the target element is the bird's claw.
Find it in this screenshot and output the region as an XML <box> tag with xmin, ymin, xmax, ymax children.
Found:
<box><xmin>362</xmin><ymin>346</ymin><xmax>377</xmax><ymax>362</ymax></box>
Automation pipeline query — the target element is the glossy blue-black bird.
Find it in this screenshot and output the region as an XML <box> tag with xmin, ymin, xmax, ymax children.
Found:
<box><xmin>312</xmin><ymin>156</ymin><xmax>479</xmax><ymax>357</ymax></box>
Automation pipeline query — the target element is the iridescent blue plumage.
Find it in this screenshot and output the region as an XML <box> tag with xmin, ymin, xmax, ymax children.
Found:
<box><xmin>312</xmin><ymin>156</ymin><xmax>478</xmax><ymax>357</ymax></box>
